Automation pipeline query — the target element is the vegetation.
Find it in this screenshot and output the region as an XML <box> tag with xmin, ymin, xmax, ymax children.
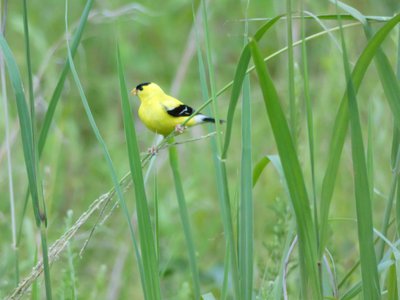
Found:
<box><xmin>0</xmin><ymin>0</ymin><xmax>399</xmax><ymax>299</ymax></box>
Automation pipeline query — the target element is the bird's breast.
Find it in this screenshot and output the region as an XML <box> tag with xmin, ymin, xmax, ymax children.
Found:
<box><xmin>138</xmin><ymin>101</ymin><xmax>177</xmax><ymax>136</ymax></box>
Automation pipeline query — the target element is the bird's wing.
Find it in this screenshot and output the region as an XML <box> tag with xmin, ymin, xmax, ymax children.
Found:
<box><xmin>163</xmin><ymin>96</ymin><xmax>194</xmax><ymax>117</ymax></box>
<box><xmin>166</xmin><ymin>104</ymin><xmax>194</xmax><ymax>117</ymax></box>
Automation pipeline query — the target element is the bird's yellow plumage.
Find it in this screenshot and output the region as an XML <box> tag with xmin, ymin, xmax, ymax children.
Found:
<box><xmin>131</xmin><ymin>82</ymin><xmax>220</xmax><ymax>136</ymax></box>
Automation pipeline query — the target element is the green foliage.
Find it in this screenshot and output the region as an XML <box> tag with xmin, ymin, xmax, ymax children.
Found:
<box><xmin>0</xmin><ymin>16</ymin><xmax>53</xmax><ymax>300</ymax></box>
<box><xmin>250</xmin><ymin>38</ymin><xmax>321</xmax><ymax>298</ymax></box>
<box><xmin>117</xmin><ymin>45</ymin><xmax>160</xmax><ymax>299</ymax></box>
<box><xmin>168</xmin><ymin>137</ymin><xmax>201</xmax><ymax>299</ymax></box>
<box><xmin>336</xmin><ymin>6</ymin><xmax>380</xmax><ymax>298</ymax></box>
<box><xmin>1</xmin><ymin>0</ymin><xmax>400</xmax><ymax>299</ymax></box>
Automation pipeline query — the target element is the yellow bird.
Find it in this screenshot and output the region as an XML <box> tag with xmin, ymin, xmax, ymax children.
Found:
<box><xmin>131</xmin><ymin>82</ymin><xmax>221</xmax><ymax>136</ymax></box>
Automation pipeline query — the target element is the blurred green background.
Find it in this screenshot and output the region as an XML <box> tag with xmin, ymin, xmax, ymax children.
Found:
<box><xmin>1</xmin><ymin>0</ymin><xmax>399</xmax><ymax>298</ymax></box>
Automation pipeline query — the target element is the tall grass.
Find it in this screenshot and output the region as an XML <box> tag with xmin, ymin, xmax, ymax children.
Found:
<box><xmin>2</xmin><ymin>0</ymin><xmax>400</xmax><ymax>299</ymax></box>
<box><xmin>194</xmin><ymin>1</ymin><xmax>240</xmax><ymax>298</ymax></box>
<box><xmin>250</xmin><ymin>37</ymin><xmax>321</xmax><ymax>298</ymax></box>
<box><xmin>1</xmin><ymin>1</ymin><xmax>18</xmax><ymax>288</ymax></box>
<box><xmin>168</xmin><ymin>140</ymin><xmax>201</xmax><ymax>299</ymax></box>
<box><xmin>0</xmin><ymin>20</ymin><xmax>53</xmax><ymax>300</ymax></box>
<box><xmin>336</xmin><ymin>5</ymin><xmax>380</xmax><ymax>298</ymax></box>
<box><xmin>117</xmin><ymin>46</ymin><xmax>161</xmax><ymax>299</ymax></box>
<box><xmin>238</xmin><ymin>2</ymin><xmax>253</xmax><ymax>299</ymax></box>
<box><xmin>286</xmin><ymin>0</ymin><xmax>296</xmax><ymax>146</ymax></box>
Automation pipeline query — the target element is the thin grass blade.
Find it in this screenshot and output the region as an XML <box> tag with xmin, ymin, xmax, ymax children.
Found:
<box><xmin>193</xmin><ymin>1</ymin><xmax>240</xmax><ymax>297</ymax></box>
<box><xmin>286</xmin><ymin>0</ymin><xmax>296</xmax><ymax>145</ymax></box>
<box><xmin>117</xmin><ymin>45</ymin><xmax>161</xmax><ymax>299</ymax></box>
<box><xmin>22</xmin><ymin>0</ymin><xmax>34</xmax><ymax>122</ymax></box>
<box><xmin>252</xmin><ymin>156</ymin><xmax>270</xmax><ymax>187</ymax></box>
<box><xmin>0</xmin><ymin>9</ymin><xmax>18</xmax><ymax>289</ymax></box>
<box><xmin>336</xmin><ymin>8</ymin><xmax>380</xmax><ymax>298</ymax></box>
<box><xmin>318</xmin><ymin>13</ymin><xmax>400</xmax><ymax>256</ymax></box>
<box><xmin>38</xmin><ymin>0</ymin><xmax>94</xmax><ymax>155</ymax></box>
<box><xmin>239</xmin><ymin>73</ymin><xmax>253</xmax><ymax>299</ymax></box>
<box><xmin>65</xmin><ymin>3</ymin><xmax>160</xmax><ymax>298</ymax></box>
<box><xmin>0</xmin><ymin>29</ymin><xmax>54</xmax><ymax>299</ymax></box>
<box><xmin>396</xmin><ymin>28</ymin><xmax>400</xmax><ymax>238</ymax></box>
<box><xmin>300</xmin><ymin>2</ymin><xmax>319</xmax><ymax>254</ymax></box>
<box><xmin>238</xmin><ymin>4</ymin><xmax>253</xmax><ymax>298</ymax></box>
<box><xmin>16</xmin><ymin>0</ymin><xmax>95</xmax><ymax>264</ymax></box>
<box><xmin>221</xmin><ymin>45</ymin><xmax>250</xmax><ymax>159</ymax></box>
<box><xmin>333</xmin><ymin>5</ymin><xmax>400</xmax><ymax>254</ymax></box>
<box><xmin>168</xmin><ymin>141</ymin><xmax>201</xmax><ymax>299</ymax></box>
<box><xmin>386</xmin><ymin>256</ymin><xmax>398</xmax><ymax>300</ymax></box>
<box><xmin>222</xmin><ymin>15</ymin><xmax>282</xmax><ymax>158</ymax></box>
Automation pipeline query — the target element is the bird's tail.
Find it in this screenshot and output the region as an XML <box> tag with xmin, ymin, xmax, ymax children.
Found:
<box><xmin>200</xmin><ymin>116</ymin><xmax>225</xmax><ymax>124</ymax></box>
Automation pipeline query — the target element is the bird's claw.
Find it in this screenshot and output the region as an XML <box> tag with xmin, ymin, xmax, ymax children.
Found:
<box><xmin>147</xmin><ymin>145</ymin><xmax>158</xmax><ymax>155</ymax></box>
<box><xmin>175</xmin><ymin>124</ymin><xmax>186</xmax><ymax>134</ymax></box>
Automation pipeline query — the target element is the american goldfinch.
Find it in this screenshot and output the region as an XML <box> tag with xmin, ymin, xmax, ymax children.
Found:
<box><xmin>131</xmin><ymin>82</ymin><xmax>221</xmax><ymax>136</ymax></box>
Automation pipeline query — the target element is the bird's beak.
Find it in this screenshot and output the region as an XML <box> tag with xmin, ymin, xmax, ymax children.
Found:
<box><xmin>131</xmin><ymin>88</ymin><xmax>137</xmax><ymax>96</ymax></box>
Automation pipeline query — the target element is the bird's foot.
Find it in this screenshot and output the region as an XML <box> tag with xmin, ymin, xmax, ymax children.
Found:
<box><xmin>147</xmin><ymin>145</ymin><xmax>158</xmax><ymax>156</ymax></box>
<box><xmin>175</xmin><ymin>124</ymin><xmax>186</xmax><ymax>134</ymax></box>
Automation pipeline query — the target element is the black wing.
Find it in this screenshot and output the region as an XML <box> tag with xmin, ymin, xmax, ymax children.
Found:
<box><xmin>166</xmin><ymin>104</ymin><xmax>194</xmax><ymax>117</ymax></box>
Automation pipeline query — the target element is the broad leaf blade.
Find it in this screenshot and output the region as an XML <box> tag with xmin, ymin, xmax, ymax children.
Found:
<box><xmin>249</xmin><ymin>38</ymin><xmax>321</xmax><ymax>298</ymax></box>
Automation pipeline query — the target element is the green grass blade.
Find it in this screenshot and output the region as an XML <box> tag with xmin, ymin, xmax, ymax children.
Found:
<box><xmin>64</xmin><ymin>211</ymin><xmax>77</xmax><ymax>300</ymax></box>
<box><xmin>22</xmin><ymin>0</ymin><xmax>34</xmax><ymax>123</ymax></box>
<box><xmin>39</xmin><ymin>227</ymin><xmax>52</xmax><ymax>299</ymax></box>
<box><xmin>391</xmin><ymin>128</ymin><xmax>400</xmax><ymax>171</ymax></box>
<box><xmin>222</xmin><ymin>15</ymin><xmax>282</xmax><ymax>158</ymax></box>
<box><xmin>397</xmin><ymin>178</ymin><xmax>400</xmax><ymax>237</ymax></box>
<box><xmin>238</xmin><ymin>4</ymin><xmax>253</xmax><ymax>298</ymax></box>
<box><xmin>16</xmin><ymin>0</ymin><xmax>94</xmax><ymax>279</ymax></box>
<box><xmin>153</xmin><ymin>167</ymin><xmax>160</xmax><ymax>261</ymax></box>
<box><xmin>378</xmin><ymin>141</ymin><xmax>400</xmax><ymax>259</ymax></box>
<box><xmin>386</xmin><ymin>254</ymin><xmax>398</xmax><ymax>300</ymax></box>
<box><xmin>168</xmin><ymin>140</ymin><xmax>201</xmax><ymax>300</ymax></box>
<box><xmin>335</xmin><ymin>8</ymin><xmax>380</xmax><ymax>298</ymax></box>
<box><xmin>367</xmin><ymin>33</ymin><xmax>400</xmax><ymax>259</ymax></box>
<box><xmin>333</xmin><ymin>1</ymin><xmax>367</xmax><ymax>24</ymax></box>
<box><xmin>31</xmin><ymin>250</ymin><xmax>39</xmax><ymax>300</ymax></box>
<box><xmin>201</xmin><ymin>0</ymin><xmax>222</xmax><ymax>151</ymax></box>
<box><xmin>318</xmin><ymin>13</ymin><xmax>400</xmax><ymax>256</ymax></box>
<box><xmin>38</xmin><ymin>0</ymin><xmax>94</xmax><ymax>155</ymax></box>
<box><xmin>249</xmin><ymin>38</ymin><xmax>321</xmax><ymax>298</ymax></box>
<box><xmin>0</xmin><ymin>32</ymin><xmax>53</xmax><ymax>300</ymax></box>
<box><xmin>301</xmin><ymin>2</ymin><xmax>319</xmax><ymax>253</ymax></box>
<box><xmin>253</xmin><ymin>15</ymin><xmax>283</xmax><ymax>41</ymax></box>
<box><xmin>239</xmin><ymin>73</ymin><xmax>253</xmax><ymax>299</ymax></box>
<box><xmin>286</xmin><ymin>0</ymin><xmax>296</xmax><ymax>145</ymax></box>
<box><xmin>246</xmin><ymin>14</ymin><xmax>390</xmax><ymax>22</ymax></box>
<box><xmin>397</xmin><ymin>26</ymin><xmax>400</xmax><ymax>78</ymax></box>
<box><xmin>221</xmin><ymin>45</ymin><xmax>250</xmax><ymax>159</ymax></box>
<box><xmin>396</xmin><ymin>28</ymin><xmax>400</xmax><ymax>238</ymax></box>
<box><xmin>193</xmin><ymin>1</ymin><xmax>240</xmax><ymax>297</ymax></box>
<box><xmin>367</xmin><ymin>103</ymin><xmax>374</xmax><ymax>199</ymax></box>
<box><xmin>342</xmin><ymin>282</ymin><xmax>362</xmax><ymax>300</ymax></box>
<box><xmin>221</xmin><ymin>241</ymin><xmax>230</xmax><ymax>300</ymax></box>
<box><xmin>335</xmin><ymin>5</ymin><xmax>400</xmax><ymax>259</ymax></box>
<box><xmin>184</xmin><ymin>18</ymin><xmax>361</xmax><ymax>129</ymax></box>
<box><xmin>0</xmin><ymin>12</ymin><xmax>18</xmax><ymax>288</ymax></box>
<box><xmin>0</xmin><ymin>35</ymin><xmax>39</xmax><ymax>223</ymax></box>
<box><xmin>65</xmin><ymin>4</ymin><xmax>160</xmax><ymax>299</ymax></box>
<box><xmin>212</xmin><ymin>161</ymin><xmax>239</xmax><ymax>298</ymax></box>
<box><xmin>116</xmin><ymin>45</ymin><xmax>160</xmax><ymax>299</ymax></box>
<box><xmin>22</xmin><ymin>9</ymin><xmax>53</xmax><ymax>299</ymax></box>
<box><xmin>252</xmin><ymin>156</ymin><xmax>270</xmax><ymax>187</ymax></box>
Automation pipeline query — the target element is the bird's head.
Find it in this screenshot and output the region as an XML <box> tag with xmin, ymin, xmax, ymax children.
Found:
<box><xmin>131</xmin><ymin>82</ymin><xmax>164</xmax><ymax>101</ymax></box>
